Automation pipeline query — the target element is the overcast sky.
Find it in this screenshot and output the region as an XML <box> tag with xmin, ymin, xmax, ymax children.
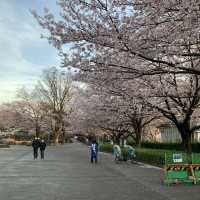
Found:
<box><xmin>0</xmin><ymin>0</ymin><xmax>61</xmax><ymax>103</ymax></box>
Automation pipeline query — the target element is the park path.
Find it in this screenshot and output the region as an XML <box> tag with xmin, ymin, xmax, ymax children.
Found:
<box><xmin>0</xmin><ymin>142</ymin><xmax>199</xmax><ymax>200</ymax></box>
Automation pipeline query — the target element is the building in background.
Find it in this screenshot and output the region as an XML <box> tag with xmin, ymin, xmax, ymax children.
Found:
<box><xmin>158</xmin><ymin>123</ymin><xmax>200</xmax><ymax>143</ymax></box>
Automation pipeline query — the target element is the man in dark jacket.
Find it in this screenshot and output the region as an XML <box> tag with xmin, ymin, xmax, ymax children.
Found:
<box><xmin>39</xmin><ymin>139</ymin><xmax>46</xmax><ymax>159</ymax></box>
<box><xmin>32</xmin><ymin>137</ymin><xmax>40</xmax><ymax>159</ymax></box>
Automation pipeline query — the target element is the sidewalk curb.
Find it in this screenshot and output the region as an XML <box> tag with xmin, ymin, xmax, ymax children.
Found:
<box><xmin>135</xmin><ymin>161</ymin><xmax>162</xmax><ymax>170</ymax></box>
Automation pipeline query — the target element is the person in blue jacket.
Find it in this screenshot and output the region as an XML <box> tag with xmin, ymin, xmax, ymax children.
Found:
<box><xmin>90</xmin><ymin>140</ymin><xmax>98</xmax><ymax>163</ymax></box>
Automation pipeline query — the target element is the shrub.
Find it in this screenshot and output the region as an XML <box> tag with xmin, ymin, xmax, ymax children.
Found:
<box><xmin>15</xmin><ymin>141</ymin><xmax>31</xmax><ymax>145</ymax></box>
<box><xmin>127</xmin><ymin>141</ymin><xmax>200</xmax><ymax>153</ymax></box>
<box><xmin>0</xmin><ymin>144</ymin><xmax>10</xmax><ymax>148</ymax></box>
<box><xmin>1</xmin><ymin>138</ymin><xmax>16</xmax><ymax>145</ymax></box>
<box><xmin>77</xmin><ymin>136</ymin><xmax>88</xmax><ymax>144</ymax></box>
<box><xmin>126</xmin><ymin>136</ymin><xmax>135</xmax><ymax>146</ymax></box>
<box><xmin>121</xmin><ymin>147</ymin><xmax>129</xmax><ymax>161</ymax></box>
<box><xmin>65</xmin><ymin>138</ymin><xmax>73</xmax><ymax>143</ymax></box>
<box><xmin>190</xmin><ymin>143</ymin><xmax>200</xmax><ymax>153</ymax></box>
<box><xmin>99</xmin><ymin>143</ymin><xmax>113</xmax><ymax>153</ymax></box>
<box><xmin>141</xmin><ymin>142</ymin><xmax>200</xmax><ymax>153</ymax></box>
<box><xmin>141</xmin><ymin>142</ymin><xmax>182</xmax><ymax>151</ymax></box>
<box><xmin>99</xmin><ymin>143</ymin><xmax>166</xmax><ymax>166</ymax></box>
<box><xmin>11</xmin><ymin>131</ymin><xmax>33</xmax><ymax>141</ymax></box>
<box><xmin>135</xmin><ymin>148</ymin><xmax>167</xmax><ymax>166</ymax></box>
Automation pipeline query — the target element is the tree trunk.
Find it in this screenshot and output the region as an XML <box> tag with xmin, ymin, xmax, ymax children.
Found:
<box><xmin>53</xmin><ymin>115</ymin><xmax>63</xmax><ymax>145</ymax></box>
<box><xmin>131</xmin><ymin>119</ymin><xmax>142</xmax><ymax>148</ymax></box>
<box><xmin>177</xmin><ymin>122</ymin><xmax>192</xmax><ymax>154</ymax></box>
<box><xmin>53</xmin><ymin>123</ymin><xmax>60</xmax><ymax>145</ymax></box>
<box><xmin>120</xmin><ymin>137</ymin><xmax>125</xmax><ymax>147</ymax></box>
<box><xmin>61</xmin><ymin>121</ymin><xmax>65</xmax><ymax>144</ymax></box>
<box><xmin>61</xmin><ymin>129</ymin><xmax>65</xmax><ymax>144</ymax></box>
<box><xmin>35</xmin><ymin>124</ymin><xmax>40</xmax><ymax>138</ymax></box>
<box><xmin>181</xmin><ymin>135</ymin><xmax>192</xmax><ymax>154</ymax></box>
<box><xmin>113</xmin><ymin>135</ymin><xmax>120</xmax><ymax>145</ymax></box>
<box><xmin>135</xmin><ymin>127</ymin><xmax>142</xmax><ymax>148</ymax></box>
<box><xmin>54</xmin><ymin>132</ymin><xmax>59</xmax><ymax>145</ymax></box>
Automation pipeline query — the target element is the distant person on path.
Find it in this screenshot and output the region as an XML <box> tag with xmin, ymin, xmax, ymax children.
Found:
<box><xmin>90</xmin><ymin>140</ymin><xmax>98</xmax><ymax>163</ymax></box>
<box><xmin>32</xmin><ymin>137</ymin><xmax>40</xmax><ymax>159</ymax></box>
<box><xmin>39</xmin><ymin>139</ymin><xmax>46</xmax><ymax>160</ymax></box>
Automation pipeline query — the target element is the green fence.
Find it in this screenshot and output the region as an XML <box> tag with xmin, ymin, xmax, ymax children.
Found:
<box><xmin>164</xmin><ymin>152</ymin><xmax>200</xmax><ymax>186</ymax></box>
<box><xmin>192</xmin><ymin>153</ymin><xmax>200</xmax><ymax>164</ymax></box>
<box><xmin>164</xmin><ymin>152</ymin><xmax>191</xmax><ymax>165</ymax></box>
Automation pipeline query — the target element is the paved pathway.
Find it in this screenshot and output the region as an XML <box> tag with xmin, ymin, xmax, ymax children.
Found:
<box><xmin>0</xmin><ymin>142</ymin><xmax>199</xmax><ymax>200</ymax></box>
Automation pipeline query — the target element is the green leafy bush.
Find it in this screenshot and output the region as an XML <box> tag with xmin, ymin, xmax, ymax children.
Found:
<box><xmin>11</xmin><ymin>131</ymin><xmax>32</xmax><ymax>141</ymax></box>
<box><xmin>99</xmin><ymin>141</ymin><xmax>200</xmax><ymax>166</ymax></box>
<box><xmin>190</xmin><ymin>143</ymin><xmax>200</xmax><ymax>153</ymax></box>
<box><xmin>99</xmin><ymin>143</ymin><xmax>113</xmax><ymax>153</ymax></box>
<box><xmin>77</xmin><ymin>136</ymin><xmax>88</xmax><ymax>144</ymax></box>
<box><xmin>135</xmin><ymin>148</ymin><xmax>168</xmax><ymax>166</ymax></box>
<box><xmin>99</xmin><ymin>143</ymin><xmax>165</xmax><ymax>165</ymax></box>
<box><xmin>126</xmin><ymin>137</ymin><xmax>135</xmax><ymax>146</ymax></box>
<box><xmin>65</xmin><ymin>137</ymin><xmax>73</xmax><ymax>143</ymax></box>
<box><xmin>127</xmin><ymin>141</ymin><xmax>200</xmax><ymax>153</ymax></box>
<box><xmin>141</xmin><ymin>142</ymin><xmax>182</xmax><ymax>151</ymax></box>
<box><xmin>121</xmin><ymin>147</ymin><xmax>129</xmax><ymax>161</ymax></box>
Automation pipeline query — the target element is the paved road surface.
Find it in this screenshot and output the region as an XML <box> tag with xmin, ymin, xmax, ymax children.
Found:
<box><xmin>0</xmin><ymin>142</ymin><xmax>199</xmax><ymax>200</ymax></box>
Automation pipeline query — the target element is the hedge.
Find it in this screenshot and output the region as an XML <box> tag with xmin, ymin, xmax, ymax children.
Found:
<box><xmin>135</xmin><ymin>148</ymin><xmax>166</xmax><ymax>166</ymax></box>
<box><xmin>77</xmin><ymin>136</ymin><xmax>88</xmax><ymax>144</ymax></box>
<box><xmin>99</xmin><ymin>143</ymin><xmax>113</xmax><ymax>153</ymax></box>
<box><xmin>99</xmin><ymin>144</ymin><xmax>130</xmax><ymax>159</ymax></box>
<box><xmin>126</xmin><ymin>141</ymin><xmax>200</xmax><ymax>153</ymax></box>
<box><xmin>99</xmin><ymin>141</ymin><xmax>200</xmax><ymax>166</ymax></box>
<box><xmin>0</xmin><ymin>144</ymin><xmax>10</xmax><ymax>148</ymax></box>
<box><xmin>99</xmin><ymin>143</ymin><xmax>172</xmax><ymax>166</ymax></box>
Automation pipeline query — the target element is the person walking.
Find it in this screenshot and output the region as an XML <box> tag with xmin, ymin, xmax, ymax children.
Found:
<box><xmin>32</xmin><ymin>137</ymin><xmax>40</xmax><ymax>159</ymax></box>
<box><xmin>39</xmin><ymin>139</ymin><xmax>46</xmax><ymax>160</ymax></box>
<box><xmin>90</xmin><ymin>140</ymin><xmax>98</xmax><ymax>163</ymax></box>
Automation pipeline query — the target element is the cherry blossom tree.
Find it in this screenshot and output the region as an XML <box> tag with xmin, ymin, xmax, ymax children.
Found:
<box><xmin>33</xmin><ymin>0</ymin><xmax>200</xmax><ymax>152</ymax></box>
<box><xmin>141</xmin><ymin>73</ymin><xmax>200</xmax><ymax>153</ymax></box>
<box><xmin>32</xmin><ymin>0</ymin><xmax>200</xmax><ymax>76</ymax></box>
<box><xmin>37</xmin><ymin>67</ymin><xmax>73</xmax><ymax>144</ymax></box>
<box><xmin>69</xmin><ymin>82</ymin><xmax>159</xmax><ymax>146</ymax></box>
<box><xmin>0</xmin><ymin>104</ymin><xmax>23</xmax><ymax>132</ymax></box>
<box><xmin>16</xmin><ymin>87</ymin><xmax>50</xmax><ymax>137</ymax></box>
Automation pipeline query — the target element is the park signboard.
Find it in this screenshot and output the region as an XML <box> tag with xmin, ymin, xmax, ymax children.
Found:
<box><xmin>172</xmin><ymin>153</ymin><xmax>183</xmax><ymax>163</ymax></box>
